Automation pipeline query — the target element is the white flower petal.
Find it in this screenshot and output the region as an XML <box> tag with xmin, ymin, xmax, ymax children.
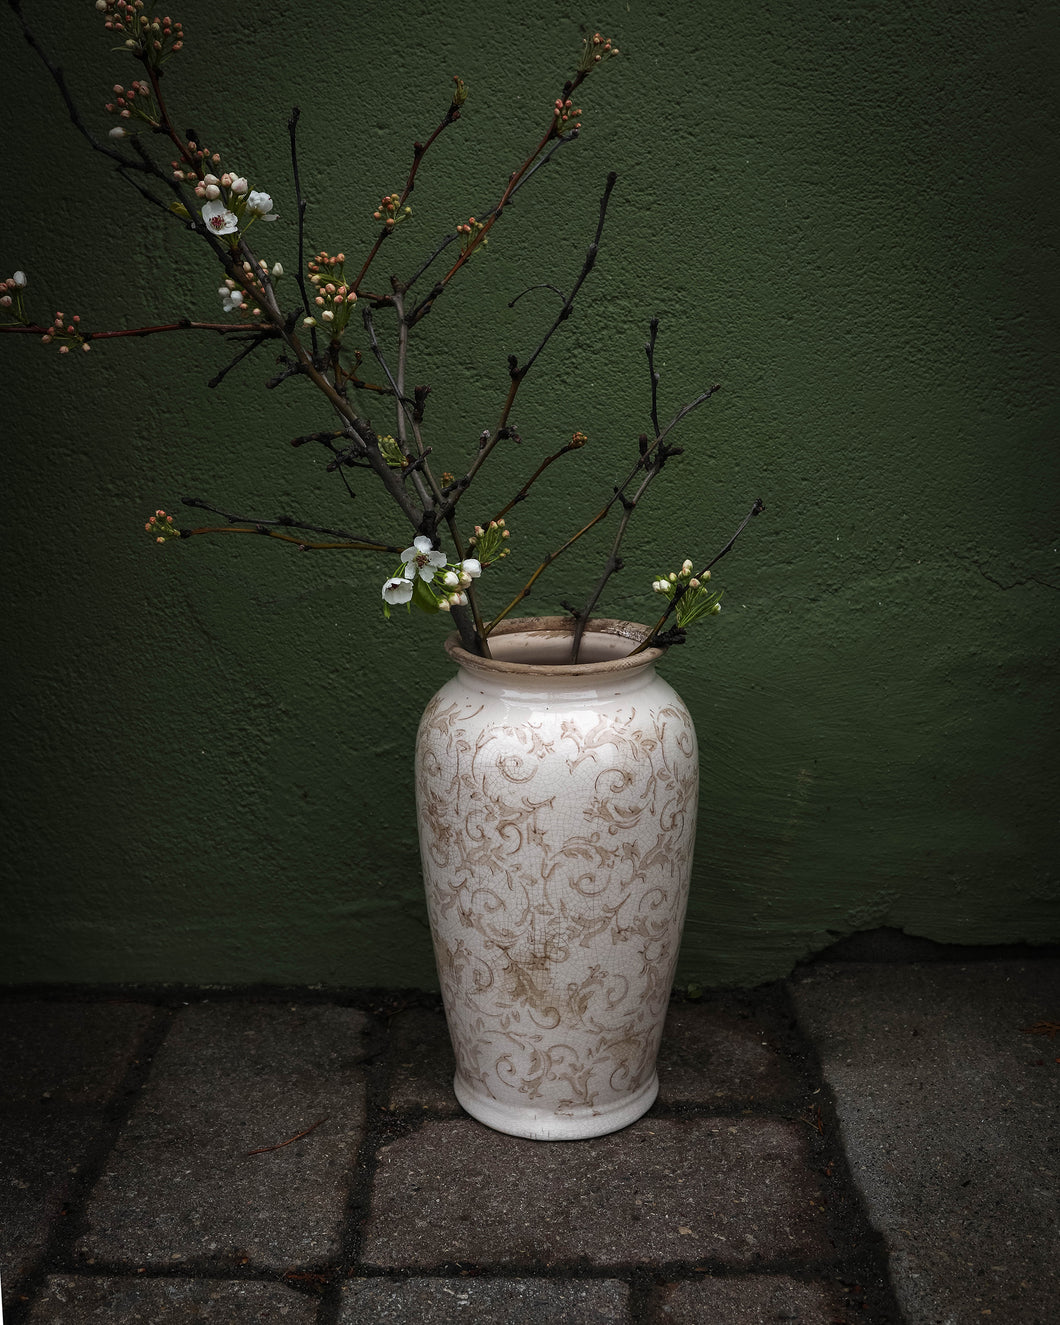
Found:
<box><xmin>201</xmin><ymin>200</ymin><xmax>238</xmax><ymax>235</ymax></box>
<box><xmin>382</xmin><ymin>577</ymin><xmax>414</xmax><ymax>605</ymax></box>
<box><xmin>461</xmin><ymin>558</ymin><xmax>482</xmax><ymax>578</ymax></box>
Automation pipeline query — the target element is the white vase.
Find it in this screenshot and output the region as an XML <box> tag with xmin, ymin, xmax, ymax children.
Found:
<box><xmin>415</xmin><ymin>616</ymin><xmax>698</xmax><ymax>1140</ymax></box>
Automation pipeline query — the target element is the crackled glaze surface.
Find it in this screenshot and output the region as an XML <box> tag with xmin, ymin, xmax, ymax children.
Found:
<box><xmin>415</xmin><ymin>620</ymin><xmax>698</xmax><ymax>1140</ymax></box>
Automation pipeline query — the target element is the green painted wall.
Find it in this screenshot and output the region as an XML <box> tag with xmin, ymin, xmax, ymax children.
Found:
<box><xmin>2</xmin><ymin>0</ymin><xmax>1057</xmax><ymax>987</ymax></box>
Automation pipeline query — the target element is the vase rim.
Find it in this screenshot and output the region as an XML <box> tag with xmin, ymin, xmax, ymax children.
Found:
<box><xmin>444</xmin><ymin>616</ymin><xmax>664</xmax><ymax>676</ymax></box>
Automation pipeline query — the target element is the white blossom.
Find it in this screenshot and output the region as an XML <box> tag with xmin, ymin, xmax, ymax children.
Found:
<box><xmin>12</xmin><ymin>271</ymin><xmax>27</xmax><ymax>287</ymax></box>
<box><xmin>201</xmin><ymin>200</ymin><xmax>238</xmax><ymax>235</ymax></box>
<box><xmin>229</xmin><ymin>176</ymin><xmax>248</xmax><ymax>195</ymax></box>
<box><xmin>461</xmin><ymin>558</ymin><xmax>482</xmax><ymax>578</ymax></box>
<box><xmin>400</xmin><ymin>535</ymin><xmax>447</xmax><ymax>582</ymax></box>
<box><xmin>218</xmin><ymin>286</ymin><xmax>244</xmax><ymax>313</ymax></box>
<box><xmin>246</xmin><ymin>190</ymin><xmax>278</xmax><ymax>221</ymax></box>
<box><xmin>382</xmin><ymin>577</ymin><xmax>414</xmax><ymax>605</ymax></box>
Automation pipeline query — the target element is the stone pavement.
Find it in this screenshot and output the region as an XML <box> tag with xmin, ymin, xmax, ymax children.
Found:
<box><xmin>0</xmin><ymin>950</ymin><xmax>1056</xmax><ymax>1324</ymax></box>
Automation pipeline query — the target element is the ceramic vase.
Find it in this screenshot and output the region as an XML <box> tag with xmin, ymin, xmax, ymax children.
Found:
<box><xmin>414</xmin><ymin>616</ymin><xmax>698</xmax><ymax>1140</ymax></box>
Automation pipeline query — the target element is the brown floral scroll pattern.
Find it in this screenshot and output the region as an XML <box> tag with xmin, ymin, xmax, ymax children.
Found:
<box><xmin>416</xmin><ymin>684</ymin><xmax>698</xmax><ymax>1121</ymax></box>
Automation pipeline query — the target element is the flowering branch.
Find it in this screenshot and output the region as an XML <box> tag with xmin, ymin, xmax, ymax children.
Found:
<box><xmin>0</xmin><ymin>319</ymin><xmax>272</xmax><ymax>340</ymax></box>
<box><xmin>177</xmin><ymin>499</ymin><xmax>402</xmax><ymax>552</ymax></box>
<box><xmin>5</xmin><ymin>9</ymin><xmax>759</xmax><ymax>661</ymax></box>
<box><xmin>629</xmin><ymin>498</ymin><xmax>766</xmax><ymax>654</ymax></box>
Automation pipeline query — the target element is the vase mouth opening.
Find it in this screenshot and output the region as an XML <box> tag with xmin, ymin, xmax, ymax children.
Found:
<box><xmin>444</xmin><ymin>616</ymin><xmax>663</xmax><ymax>676</ymax></box>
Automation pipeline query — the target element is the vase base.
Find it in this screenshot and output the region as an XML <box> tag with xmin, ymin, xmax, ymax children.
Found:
<box><xmin>453</xmin><ymin>1072</ymin><xmax>659</xmax><ymax>1141</ymax></box>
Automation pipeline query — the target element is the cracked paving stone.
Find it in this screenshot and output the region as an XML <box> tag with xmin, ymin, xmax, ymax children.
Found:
<box><xmin>76</xmin><ymin>1002</ymin><xmax>367</xmax><ymax>1272</ymax></box>
<box><xmin>340</xmin><ymin>1275</ymin><xmax>630</xmax><ymax>1323</ymax></box>
<box><xmin>363</xmin><ymin>1116</ymin><xmax>831</xmax><ymax>1268</ymax></box>
<box><xmin>386</xmin><ymin>1007</ymin><xmax>460</xmax><ymax>1114</ymax></box>
<box><xmin>0</xmin><ymin>1000</ymin><xmax>154</xmax><ymax>1301</ymax></box>
<box><xmin>654</xmin><ymin>1273</ymin><xmax>848</xmax><ymax>1323</ymax></box>
<box><xmin>24</xmin><ymin>1274</ymin><xmax>319</xmax><ymax>1323</ymax></box>
<box><xmin>656</xmin><ymin>1003</ymin><xmax>800</xmax><ymax>1105</ymax></box>
<box><xmin>791</xmin><ymin>961</ymin><xmax>1060</xmax><ymax>1325</ymax></box>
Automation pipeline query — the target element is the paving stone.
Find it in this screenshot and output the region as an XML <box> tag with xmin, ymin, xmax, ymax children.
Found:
<box><xmin>386</xmin><ymin>1007</ymin><xmax>460</xmax><ymax>1113</ymax></box>
<box><xmin>656</xmin><ymin>1003</ymin><xmax>800</xmax><ymax>1105</ymax></box>
<box><xmin>363</xmin><ymin>1116</ymin><xmax>831</xmax><ymax>1269</ymax></box>
<box><xmin>340</xmin><ymin>1275</ymin><xmax>630</xmax><ymax>1323</ymax></box>
<box><xmin>791</xmin><ymin>961</ymin><xmax>1060</xmax><ymax>1325</ymax></box>
<box><xmin>24</xmin><ymin>1274</ymin><xmax>318</xmax><ymax>1323</ymax></box>
<box><xmin>77</xmin><ymin>1002</ymin><xmax>368</xmax><ymax>1272</ymax></box>
<box><xmin>653</xmin><ymin>1273</ymin><xmax>847</xmax><ymax>1323</ymax></box>
<box><xmin>0</xmin><ymin>1000</ymin><xmax>153</xmax><ymax>1303</ymax></box>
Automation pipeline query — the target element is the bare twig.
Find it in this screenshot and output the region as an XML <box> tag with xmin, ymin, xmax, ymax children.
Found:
<box><xmin>179</xmin><ymin>498</ymin><xmax>401</xmax><ymax>551</ymax></box>
<box><xmin>246</xmin><ymin>1117</ymin><xmax>329</xmax><ymax>1155</ymax></box>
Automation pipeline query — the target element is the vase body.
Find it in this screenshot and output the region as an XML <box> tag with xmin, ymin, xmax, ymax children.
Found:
<box><xmin>415</xmin><ymin>617</ymin><xmax>698</xmax><ymax>1140</ymax></box>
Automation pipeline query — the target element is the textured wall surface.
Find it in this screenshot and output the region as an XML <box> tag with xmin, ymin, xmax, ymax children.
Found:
<box><xmin>2</xmin><ymin>0</ymin><xmax>1057</xmax><ymax>986</ymax></box>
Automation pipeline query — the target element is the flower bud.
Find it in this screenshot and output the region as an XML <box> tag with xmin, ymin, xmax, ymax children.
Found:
<box><xmin>12</xmin><ymin>271</ymin><xmax>26</xmax><ymax>287</ymax></box>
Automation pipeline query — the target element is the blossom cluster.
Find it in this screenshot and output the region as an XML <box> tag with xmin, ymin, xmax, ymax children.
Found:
<box><xmin>0</xmin><ymin>271</ymin><xmax>84</xmax><ymax>354</ymax></box>
<box><xmin>104</xmin><ymin>79</ymin><xmax>159</xmax><ymax>131</ymax></box>
<box><xmin>466</xmin><ymin>519</ymin><xmax>510</xmax><ymax>567</ymax></box>
<box><xmin>200</xmin><ymin>183</ymin><xmax>278</xmax><ymax>239</ymax></box>
<box><xmin>381</xmin><ymin>536</ymin><xmax>484</xmax><ymax>618</ymax></box>
<box><xmin>0</xmin><ymin>270</ymin><xmax>28</xmax><ymax>322</ymax></box>
<box><xmin>145</xmin><ymin>509</ymin><xmax>180</xmax><ymax>542</ymax></box>
<box><xmin>216</xmin><ymin>258</ymin><xmax>282</xmax><ymax>316</ymax></box>
<box><xmin>552</xmin><ymin>97</ymin><xmax>582</xmax><ymax>134</ymax></box>
<box><xmin>96</xmin><ymin>1</ymin><xmax>184</xmax><ymax>70</ymax></box>
<box><xmin>456</xmin><ymin>216</ymin><xmax>487</xmax><ymax>255</ymax></box>
<box><xmin>373</xmin><ymin>193</ymin><xmax>412</xmax><ymax>231</ymax></box>
<box><xmin>40</xmin><ymin>310</ymin><xmax>89</xmax><ymax>355</ymax></box>
<box><xmin>577</xmin><ymin>31</ymin><xmax>620</xmax><ymax>74</ymax></box>
<box><xmin>651</xmin><ymin>560</ymin><xmax>722</xmax><ymax>628</ymax></box>
<box><xmin>302</xmin><ymin>251</ymin><xmax>357</xmax><ymax>335</ymax></box>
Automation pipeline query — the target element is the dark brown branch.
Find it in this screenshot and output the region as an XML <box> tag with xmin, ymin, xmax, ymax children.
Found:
<box><xmin>490</xmin><ymin>436</ymin><xmax>586</xmax><ymax>524</ymax></box>
<box><xmin>459</xmin><ymin>173</ymin><xmax>618</xmax><ymax>499</ymax></box>
<box><xmin>179</xmin><ymin>498</ymin><xmax>400</xmax><ymax>551</ymax></box>
<box><xmin>287</xmin><ymin>105</ymin><xmax>318</xmax><ymax>359</ymax></box>
<box><xmin>207</xmin><ymin>331</ymin><xmax>274</xmax><ymax>388</ymax></box>
<box><xmin>1</xmin><ymin>320</ymin><xmax>274</xmax><ymax>340</ymax></box>
<box><xmin>645</xmin><ymin>316</ymin><xmax>661</xmax><ymax>439</ymax></box>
